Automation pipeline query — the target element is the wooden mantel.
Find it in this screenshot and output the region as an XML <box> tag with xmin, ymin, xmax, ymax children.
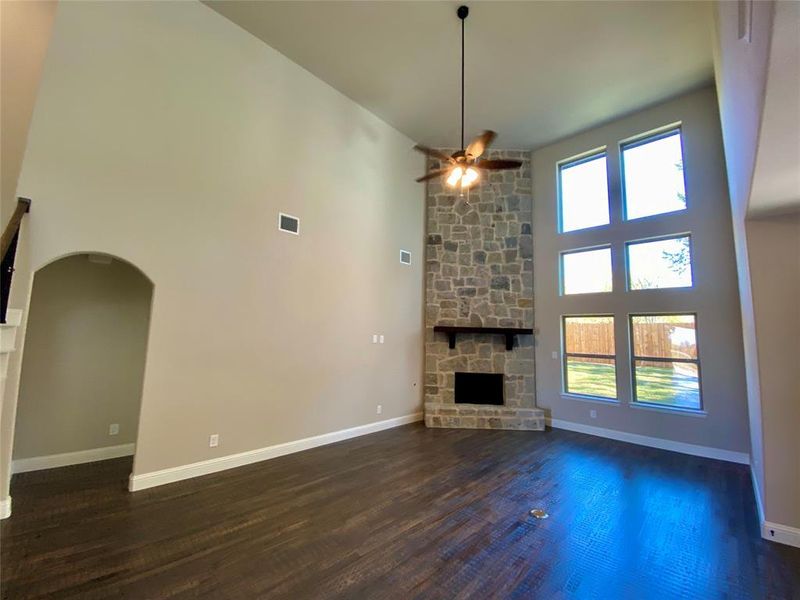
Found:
<box><xmin>433</xmin><ymin>326</ymin><xmax>534</xmax><ymax>351</ymax></box>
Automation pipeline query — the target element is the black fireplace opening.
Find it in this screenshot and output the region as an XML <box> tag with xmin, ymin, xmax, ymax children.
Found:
<box><xmin>454</xmin><ymin>372</ymin><xmax>504</xmax><ymax>405</ymax></box>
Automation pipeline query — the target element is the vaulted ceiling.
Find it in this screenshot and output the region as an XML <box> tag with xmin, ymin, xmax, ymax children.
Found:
<box><xmin>204</xmin><ymin>1</ymin><xmax>714</xmax><ymax>149</ymax></box>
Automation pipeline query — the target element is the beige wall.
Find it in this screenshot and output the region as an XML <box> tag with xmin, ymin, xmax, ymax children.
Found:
<box><xmin>713</xmin><ymin>0</ymin><xmax>800</xmax><ymax>536</ymax></box>
<box><xmin>13</xmin><ymin>255</ymin><xmax>151</xmax><ymax>460</ymax></box>
<box><xmin>532</xmin><ymin>87</ymin><xmax>750</xmax><ymax>455</ymax></box>
<box><xmin>711</xmin><ymin>0</ymin><xmax>775</xmax><ymax>221</ymax></box>
<box><xmin>0</xmin><ymin>0</ymin><xmax>57</xmax><ymax>221</ymax></box>
<box><xmin>748</xmin><ymin>1</ymin><xmax>800</xmax><ymax>215</ymax></box>
<box><xmin>1</xmin><ymin>0</ymin><xmax>424</xmax><ymax>501</ymax></box>
<box><xmin>711</xmin><ymin>0</ymin><xmax>776</xmax><ymax>519</ymax></box>
<box><xmin>745</xmin><ymin>214</ymin><xmax>800</xmax><ymax>529</ymax></box>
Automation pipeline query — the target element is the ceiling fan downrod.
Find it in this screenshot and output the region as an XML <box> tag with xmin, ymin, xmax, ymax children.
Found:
<box><xmin>458</xmin><ymin>5</ymin><xmax>468</xmax><ymax>152</ymax></box>
<box><xmin>411</xmin><ymin>4</ymin><xmax>522</xmax><ymax>187</ymax></box>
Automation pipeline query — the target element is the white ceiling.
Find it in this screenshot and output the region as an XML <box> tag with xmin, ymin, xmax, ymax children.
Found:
<box><xmin>204</xmin><ymin>1</ymin><xmax>715</xmax><ymax>150</ymax></box>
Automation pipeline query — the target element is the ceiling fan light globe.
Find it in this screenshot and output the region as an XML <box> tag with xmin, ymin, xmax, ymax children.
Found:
<box><xmin>461</xmin><ymin>167</ymin><xmax>479</xmax><ymax>188</ymax></box>
<box><xmin>446</xmin><ymin>166</ymin><xmax>464</xmax><ymax>187</ymax></box>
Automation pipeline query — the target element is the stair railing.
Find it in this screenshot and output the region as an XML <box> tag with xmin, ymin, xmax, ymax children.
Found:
<box><xmin>1</xmin><ymin>198</ymin><xmax>31</xmax><ymax>324</ymax></box>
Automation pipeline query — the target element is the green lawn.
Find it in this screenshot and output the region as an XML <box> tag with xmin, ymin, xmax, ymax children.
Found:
<box><xmin>566</xmin><ymin>361</ymin><xmax>700</xmax><ymax>409</ymax></box>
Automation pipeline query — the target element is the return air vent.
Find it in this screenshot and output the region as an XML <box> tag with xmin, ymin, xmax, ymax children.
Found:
<box><xmin>400</xmin><ymin>250</ymin><xmax>411</xmax><ymax>265</ymax></box>
<box><xmin>278</xmin><ymin>213</ymin><xmax>299</xmax><ymax>235</ymax></box>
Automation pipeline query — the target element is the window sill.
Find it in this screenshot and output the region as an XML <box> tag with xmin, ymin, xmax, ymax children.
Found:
<box><xmin>626</xmin><ymin>285</ymin><xmax>695</xmax><ymax>293</ymax></box>
<box><xmin>630</xmin><ymin>402</ymin><xmax>707</xmax><ymax>417</ymax></box>
<box><xmin>561</xmin><ymin>393</ymin><xmax>620</xmax><ymax>406</ymax></box>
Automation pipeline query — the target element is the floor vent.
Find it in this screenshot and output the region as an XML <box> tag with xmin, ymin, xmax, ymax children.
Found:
<box><xmin>278</xmin><ymin>213</ymin><xmax>300</xmax><ymax>235</ymax></box>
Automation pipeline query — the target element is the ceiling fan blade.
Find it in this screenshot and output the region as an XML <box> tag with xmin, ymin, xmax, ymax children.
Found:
<box><xmin>413</xmin><ymin>145</ymin><xmax>454</xmax><ymax>164</ymax></box>
<box><xmin>415</xmin><ymin>168</ymin><xmax>450</xmax><ymax>182</ymax></box>
<box><xmin>477</xmin><ymin>159</ymin><xmax>523</xmax><ymax>170</ymax></box>
<box><xmin>465</xmin><ymin>130</ymin><xmax>497</xmax><ymax>160</ymax></box>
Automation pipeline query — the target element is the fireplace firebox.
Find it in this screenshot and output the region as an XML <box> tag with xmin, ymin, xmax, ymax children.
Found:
<box><xmin>454</xmin><ymin>372</ymin><xmax>504</xmax><ymax>405</ymax></box>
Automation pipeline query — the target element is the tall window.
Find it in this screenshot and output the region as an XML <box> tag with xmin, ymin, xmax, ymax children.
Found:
<box><xmin>558</xmin><ymin>152</ymin><xmax>609</xmax><ymax>233</ymax></box>
<box><xmin>630</xmin><ymin>314</ymin><xmax>701</xmax><ymax>410</ymax></box>
<box><xmin>622</xmin><ymin>129</ymin><xmax>687</xmax><ymax>220</ymax></box>
<box><xmin>627</xmin><ymin>235</ymin><xmax>693</xmax><ymax>290</ymax></box>
<box><xmin>562</xmin><ymin>316</ymin><xmax>616</xmax><ymax>400</ymax></box>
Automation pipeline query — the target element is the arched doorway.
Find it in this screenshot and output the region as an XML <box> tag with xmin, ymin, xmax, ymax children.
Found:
<box><xmin>11</xmin><ymin>253</ymin><xmax>153</xmax><ymax>477</ymax></box>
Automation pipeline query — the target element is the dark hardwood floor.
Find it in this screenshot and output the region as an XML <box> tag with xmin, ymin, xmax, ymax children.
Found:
<box><xmin>2</xmin><ymin>424</ymin><xmax>798</xmax><ymax>599</ymax></box>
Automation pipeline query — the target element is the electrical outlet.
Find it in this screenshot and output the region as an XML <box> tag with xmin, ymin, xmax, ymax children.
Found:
<box><xmin>379</xmin><ymin>335</ymin><xmax>385</xmax><ymax>344</ymax></box>
<box><xmin>109</xmin><ymin>423</ymin><xmax>119</xmax><ymax>436</ymax></box>
<box><xmin>372</xmin><ymin>334</ymin><xmax>378</xmax><ymax>344</ymax></box>
<box><xmin>590</xmin><ymin>410</ymin><xmax>597</xmax><ymax>419</ymax></box>
<box><xmin>551</xmin><ymin>351</ymin><xmax>558</xmax><ymax>359</ymax></box>
<box><xmin>209</xmin><ymin>434</ymin><xmax>219</xmax><ymax>448</ymax></box>
<box><xmin>377</xmin><ymin>404</ymin><xmax>383</xmax><ymax>415</ymax></box>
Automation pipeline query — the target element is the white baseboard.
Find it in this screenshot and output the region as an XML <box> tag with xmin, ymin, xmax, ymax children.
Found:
<box><xmin>0</xmin><ymin>496</ymin><xmax>10</xmax><ymax>520</ymax></box>
<box><xmin>130</xmin><ymin>412</ymin><xmax>423</xmax><ymax>492</ymax></box>
<box><xmin>762</xmin><ymin>521</ymin><xmax>800</xmax><ymax>548</ymax></box>
<box><xmin>547</xmin><ymin>418</ymin><xmax>750</xmax><ymax>464</ymax></box>
<box><xmin>751</xmin><ymin>465</ymin><xmax>800</xmax><ymax>548</ymax></box>
<box><xmin>12</xmin><ymin>443</ymin><xmax>135</xmax><ymax>474</ymax></box>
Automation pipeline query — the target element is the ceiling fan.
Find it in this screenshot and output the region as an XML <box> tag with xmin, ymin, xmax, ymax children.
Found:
<box><xmin>414</xmin><ymin>5</ymin><xmax>522</xmax><ymax>188</ymax></box>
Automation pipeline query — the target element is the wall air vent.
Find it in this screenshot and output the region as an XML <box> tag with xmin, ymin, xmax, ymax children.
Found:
<box><xmin>278</xmin><ymin>213</ymin><xmax>299</xmax><ymax>235</ymax></box>
<box><xmin>400</xmin><ymin>250</ymin><xmax>411</xmax><ymax>265</ymax></box>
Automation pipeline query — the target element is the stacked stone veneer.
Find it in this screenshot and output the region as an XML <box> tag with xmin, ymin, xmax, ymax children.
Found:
<box><xmin>424</xmin><ymin>149</ymin><xmax>544</xmax><ymax>431</ymax></box>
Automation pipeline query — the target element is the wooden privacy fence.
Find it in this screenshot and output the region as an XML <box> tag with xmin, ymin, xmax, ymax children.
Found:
<box><xmin>565</xmin><ymin>322</ymin><xmax>696</xmax><ymax>359</ymax></box>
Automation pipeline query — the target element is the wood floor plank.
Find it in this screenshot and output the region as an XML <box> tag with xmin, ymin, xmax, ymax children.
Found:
<box><xmin>1</xmin><ymin>424</ymin><xmax>798</xmax><ymax>599</ymax></box>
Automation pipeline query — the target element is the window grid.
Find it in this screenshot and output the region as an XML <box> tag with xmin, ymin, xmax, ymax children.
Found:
<box><xmin>554</xmin><ymin>124</ymin><xmax>700</xmax><ymax>410</ymax></box>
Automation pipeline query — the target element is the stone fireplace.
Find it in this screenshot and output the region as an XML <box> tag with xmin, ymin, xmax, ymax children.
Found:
<box><xmin>424</xmin><ymin>150</ymin><xmax>544</xmax><ymax>430</ymax></box>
